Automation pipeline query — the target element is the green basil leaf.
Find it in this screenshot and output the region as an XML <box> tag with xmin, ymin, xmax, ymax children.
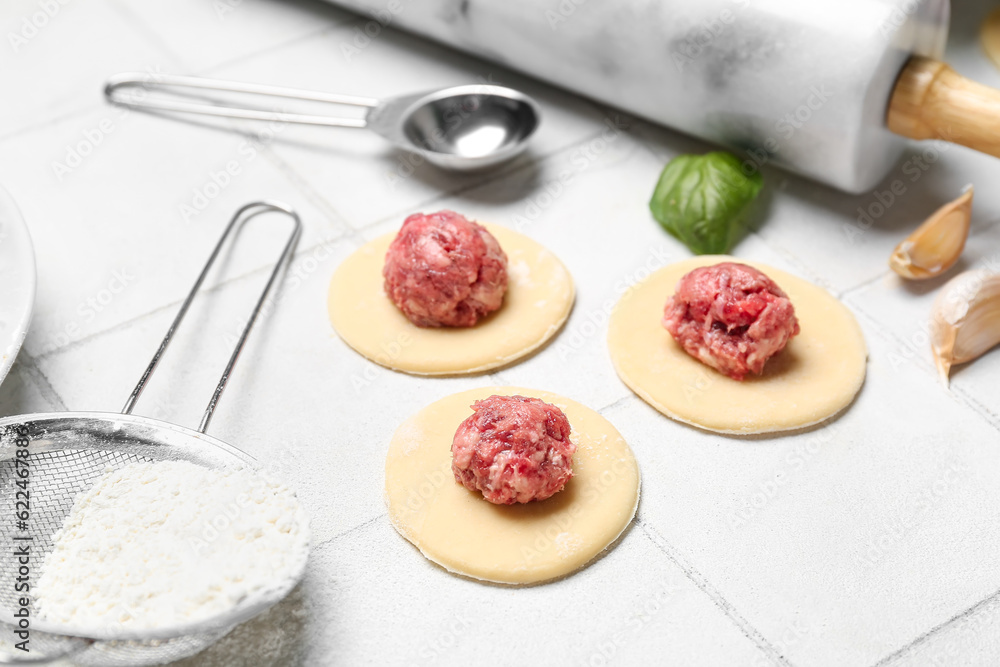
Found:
<box><xmin>648</xmin><ymin>151</ymin><xmax>763</xmax><ymax>255</ymax></box>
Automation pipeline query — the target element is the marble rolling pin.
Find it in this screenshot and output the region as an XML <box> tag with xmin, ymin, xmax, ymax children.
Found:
<box><xmin>325</xmin><ymin>0</ymin><xmax>1000</xmax><ymax>193</ymax></box>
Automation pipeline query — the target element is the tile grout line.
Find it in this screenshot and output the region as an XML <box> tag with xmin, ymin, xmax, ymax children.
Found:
<box><xmin>105</xmin><ymin>0</ymin><xmax>192</xmax><ymax>71</ymax></box>
<box><xmin>0</xmin><ymin>103</ymin><xmax>105</xmax><ymax>147</ymax></box>
<box><xmin>869</xmin><ymin>585</ymin><xmax>1000</xmax><ymax>666</ymax></box>
<box><xmin>486</xmin><ymin>370</ymin><xmax>513</xmax><ymax>386</ymax></box>
<box><xmin>13</xmin><ymin>351</ymin><xmax>69</xmax><ymax>413</ymax></box>
<box><xmin>597</xmin><ymin>394</ymin><xmax>635</xmax><ymax>415</ymax></box>
<box><xmin>257</xmin><ymin>144</ymin><xmax>355</xmax><ymax>234</ymax></box>
<box><xmin>947</xmin><ymin>382</ymin><xmax>1000</xmax><ymax>434</ymax></box>
<box><xmin>639</xmin><ymin>520</ymin><xmax>794</xmax><ymax>667</ymax></box>
<box><xmin>838</xmin><ymin>271</ymin><xmax>891</xmax><ymax>300</ymax></box>
<box><xmin>313</xmin><ymin>513</ymin><xmax>386</xmax><ymax>551</ymax></box>
<box><xmin>199</xmin><ymin>23</ymin><xmax>348</xmax><ymax>76</ymax></box>
<box><xmin>200</xmin><ymin>9</ymin><xmax>379</xmax><ymax>78</ymax></box>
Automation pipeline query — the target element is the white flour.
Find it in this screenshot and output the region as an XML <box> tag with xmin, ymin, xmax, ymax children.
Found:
<box><xmin>35</xmin><ymin>460</ymin><xmax>310</xmax><ymax>632</ymax></box>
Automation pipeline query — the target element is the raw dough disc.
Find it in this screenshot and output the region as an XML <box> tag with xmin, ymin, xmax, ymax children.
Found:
<box><xmin>983</xmin><ymin>8</ymin><xmax>1000</xmax><ymax>71</ymax></box>
<box><xmin>328</xmin><ymin>224</ymin><xmax>574</xmax><ymax>375</ymax></box>
<box><xmin>385</xmin><ymin>386</ymin><xmax>640</xmax><ymax>585</ymax></box>
<box><xmin>607</xmin><ymin>256</ymin><xmax>867</xmax><ymax>435</ymax></box>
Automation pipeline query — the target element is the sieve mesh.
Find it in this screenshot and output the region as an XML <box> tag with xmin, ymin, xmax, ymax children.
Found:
<box><xmin>0</xmin><ymin>415</ymin><xmax>301</xmax><ymax>666</ymax></box>
<box><xmin>0</xmin><ymin>448</ymin><xmax>153</xmax><ymax>576</ymax></box>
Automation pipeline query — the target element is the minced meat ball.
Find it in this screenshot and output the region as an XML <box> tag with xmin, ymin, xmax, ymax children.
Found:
<box><xmin>383</xmin><ymin>211</ymin><xmax>508</xmax><ymax>327</ymax></box>
<box><xmin>662</xmin><ymin>262</ymin><xmax>800</xmax><ymax>380</ymax></box>
<box><xmin>451</xmin><ymin>395</ymin><xmax>576</xmax><ymax>505</ymax></box>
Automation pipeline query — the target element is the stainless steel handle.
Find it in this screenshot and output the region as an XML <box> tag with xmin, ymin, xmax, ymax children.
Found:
<box><xmin>105</xmin><ymin>72</ymin><xmax>377</xmax><ymax>128</ymax></box>
<box><xmin>122</xmin><ymin>200</ymin><xmax>302</xmax><ymax>433</ymax></box>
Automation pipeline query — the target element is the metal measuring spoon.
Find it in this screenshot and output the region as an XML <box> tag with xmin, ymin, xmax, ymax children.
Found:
<box><xmin>105</xmin><ymin>73</ymin><xmax>541</xmax><ymax>171</ymax></box>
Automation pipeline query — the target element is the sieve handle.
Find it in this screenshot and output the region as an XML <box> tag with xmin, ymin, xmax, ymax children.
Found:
<box><xmin>121</xmin><ymin>201</ymin><xmax>302</xmax><ymax>433</ymax></box>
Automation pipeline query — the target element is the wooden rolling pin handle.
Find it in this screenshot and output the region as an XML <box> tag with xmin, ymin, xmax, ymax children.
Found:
<box><xmin>888</xmin><ymin>56</ymin><xmax>1000</xmax><ymax>158</ymax></box>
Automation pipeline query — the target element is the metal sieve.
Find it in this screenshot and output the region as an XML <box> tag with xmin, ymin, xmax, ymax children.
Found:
<box><xmin>0</xmin><ymin>201</ymin><xmax>305</xmax><ymax>666</ymax></box>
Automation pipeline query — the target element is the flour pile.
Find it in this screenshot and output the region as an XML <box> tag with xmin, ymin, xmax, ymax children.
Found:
<box><xmin>35</xmin><ymin>460</ymin><xmax>309</xmax><ymax>632</ymax></box>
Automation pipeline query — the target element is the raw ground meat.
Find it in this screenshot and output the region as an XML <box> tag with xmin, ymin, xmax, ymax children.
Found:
<box><xmin>451</xmin><ymin>395</ymin><xmax>577</xmax><ymax>505</ymax></box>
<box><xmin>662</xmin><ymin>262</ymin><xmax>800</xmax><ymax>381</ymax></box>
<box><xmin>383</xmin><ymin>210</ymin><xmax>508</xmax><ymax>327</ymax></box>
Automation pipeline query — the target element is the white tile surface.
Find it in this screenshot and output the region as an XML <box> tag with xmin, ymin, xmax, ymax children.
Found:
<box><xmin>111</xmin><ymin>0</ymin><xmax>353</xmax><ymax>73</ymax></box>
<box><xmin>0</xmin><ymin>0</ymin><xmax>173</xmax><ymax>138</ymax></box>
<box><xmin>174</xmin><ymin>516</ymin><xmax>775</xmax><ymax>666</ymax></box>
<box><xmin>3</xmin><ymin>0</ymin><xmax>1000</xmax><ymax>665</ymax></box>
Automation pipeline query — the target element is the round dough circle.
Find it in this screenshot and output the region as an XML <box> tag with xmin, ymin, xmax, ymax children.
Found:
<box><xmin>385</xmin><ymin>386</ymin><xmax>640</xmax><ymax>585</ymax></box>
<box><xmin>607</xmin><ymin>256</ymin><xmax>867</xmax><ymax>435</ymax></box>
<box><xmin>328</xmin><ymin>224</ymin><xmax>574</xmax><ymax>375</ymax></box>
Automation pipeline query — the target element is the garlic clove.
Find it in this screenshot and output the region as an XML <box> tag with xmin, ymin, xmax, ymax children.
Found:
<box><xmin>890</xmin><ymin>186</ymin><xmax>973</xmax><ymax>280</ymax></box>
<box><xmin>929</xmin><ymin>268</ymin><xmax>1000</xmax><ymax>386</ymax></box>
